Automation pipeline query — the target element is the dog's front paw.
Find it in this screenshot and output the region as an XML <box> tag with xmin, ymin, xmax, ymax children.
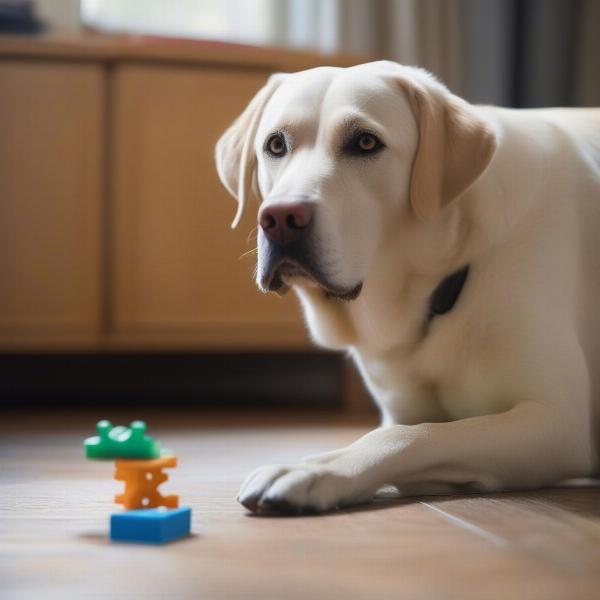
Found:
<box><xmin>237</xmin><ymin>463</ymin><xmax>372</xmax><ymax>514</ymax></box>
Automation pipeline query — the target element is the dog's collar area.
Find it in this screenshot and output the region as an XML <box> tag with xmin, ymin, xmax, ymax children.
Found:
<box><xmin>425</xmin><ymin>265</ymin><xmax>470</xmax><ymax>325</ymax></box>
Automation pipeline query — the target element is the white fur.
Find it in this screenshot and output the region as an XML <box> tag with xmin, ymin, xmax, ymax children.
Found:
<box><xmin>217</xmin><ymin>61</ymin><xmax>600</xmax><ymax>512</ymax></box>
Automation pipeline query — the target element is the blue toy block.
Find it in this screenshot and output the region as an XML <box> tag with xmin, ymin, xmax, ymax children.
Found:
<box><xmin>110</xmin><ymin>507</ymin><xmax>191</xmax><ymax>544</ymax></box>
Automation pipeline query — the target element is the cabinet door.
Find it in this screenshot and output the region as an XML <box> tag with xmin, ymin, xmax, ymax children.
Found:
<box><xmin>0</xmin><ymin>61</ymin><xmax>103</xmax><ymax>346</ymax></box>
<box><xmin>111</xmin><ymin>65</ymin><xmax>308</xmax><ymax>348</ymax></box>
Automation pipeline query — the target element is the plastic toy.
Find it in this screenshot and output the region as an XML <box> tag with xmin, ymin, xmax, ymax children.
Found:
<box><xmin>114</xmin><ymin>455</ymin><xmax>179</xmax><ymax>510</ymax></box>
<box><xmin>110</xmin><ymin>507</ymin><xmax>191</xmax><ymax>544</ymax></box>
<box><xmin>84</xmin><ymin>420</ymin><xmax>161</xmax><ymax>460</ymax></box>
<box><xmin>83</xmin><ymin>419</ymin><xmax>192</xmax><ymax>544</ymax></box>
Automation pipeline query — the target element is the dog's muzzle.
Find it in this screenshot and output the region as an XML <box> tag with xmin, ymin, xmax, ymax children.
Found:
<box><xmin>256</xmin><ymin>199</ymin><xmax>362</xmax><ymax>301</ymax></box>
<box><xmin>257</xmin><ymin>234</ymin><xmax>362</xmax><ymax>301</ymax></box>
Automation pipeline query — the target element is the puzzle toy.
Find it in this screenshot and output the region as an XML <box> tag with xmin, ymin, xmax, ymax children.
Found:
<box><xmin>114</xmin><ymin>455</ymin><xmax>179</xmax><ymax>510</ymax></box>
<box><xmin>84</xmin><ymin>420</ymin><xmax>162</xmax><ymax>460</ymax></box>
<box><xmin>84</xmin><ymin>420</ymin><xmax>191</xmax><ymax>544</ymax></box>
<box><xmin>111</xmin><ymin>507</ymin><xmax>192</xmax><ymax>544</ymax></box>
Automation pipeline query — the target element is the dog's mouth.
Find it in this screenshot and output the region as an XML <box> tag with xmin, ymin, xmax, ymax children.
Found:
<box><xmin>265</xmin><ymin>260</ymin><xmax>363</xmax><ymax>301</ymax></box>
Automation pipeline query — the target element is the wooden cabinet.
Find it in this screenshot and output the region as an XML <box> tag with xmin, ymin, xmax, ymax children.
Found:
<box><xmin>0</xmin><ymin>35</ymin><xmax>360</xmax><ymax>352</ymax></box>
<box><xmin>0</xmin><ymin>60</ymin><xmax>103</xmax><ymax>345</ymax></box>
<box><xmin>110</xmin><ymin>65</ymin><xmax>306</xmax><ymax>348</ymax></box>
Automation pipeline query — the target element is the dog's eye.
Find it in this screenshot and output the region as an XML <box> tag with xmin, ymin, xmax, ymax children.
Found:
<box><xmin>344</xmin><ymin>132</ymin><xmax>384</xmax><ymax>156</ymax></box>
<box><xmin>358</xmin><ymin>134</ymin><xmax>378</xmax><ymax>151</ymax></box>
<box><xmin>265</xmin><ymin>133</ymin><xmax>287</xmax><ymax>158</ymax></box>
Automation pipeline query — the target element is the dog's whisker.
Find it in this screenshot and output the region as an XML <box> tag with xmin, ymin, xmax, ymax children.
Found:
<box><xmin>246</xmin><ymin>226</ymin><xmax>259</xmax><ymax>245</ymax></box>
<box><xmin>239</xmin><ymin>247</ymin><xmax>258</xmax><ymax>260</ymax></box>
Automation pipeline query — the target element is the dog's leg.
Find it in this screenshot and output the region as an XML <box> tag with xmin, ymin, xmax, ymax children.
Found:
<box><xmin>238</xmin><ymin>401</ymin><xmax>591</xmax><ymax>513</ymax></box>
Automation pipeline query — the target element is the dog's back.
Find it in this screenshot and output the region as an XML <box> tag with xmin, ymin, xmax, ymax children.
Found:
<box><xmin>557</xmin><ymin>109</ymin><xmax>600</xmax><ymax>455</ymax></box>
<box><xmin>516</xmin><ymin>108</ymin><xmax>600</xmax><ymax>457</ymax></box>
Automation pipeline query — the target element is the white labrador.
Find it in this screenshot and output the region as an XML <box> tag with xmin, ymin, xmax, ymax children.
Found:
<box><xmin>215</xmin><ymin>61</ymin><xmax>600</xmax><ymax>513</ymax></box>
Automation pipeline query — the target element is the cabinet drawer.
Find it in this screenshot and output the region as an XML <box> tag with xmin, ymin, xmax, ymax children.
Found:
<box><xmin>0</xmin><ymin>60</ymin><xmax>103</xmax><ymax>343</ymax></box>
<box><xmin>110</xmin><ymin>65</ymin><xmax>307</xmax><ymax>348</ymax></box>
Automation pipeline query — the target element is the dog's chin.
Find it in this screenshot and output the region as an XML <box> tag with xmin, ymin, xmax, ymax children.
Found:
<box><xmin>261</xmin><ymin>261</ymin><xmax>363</xmax><ymax>302</ymax></box>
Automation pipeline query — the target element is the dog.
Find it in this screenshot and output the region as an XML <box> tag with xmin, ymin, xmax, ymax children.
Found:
<box><xmin>215</xmin><ymin>61</ymin><xmax>600</xmax><ymax>513</ymax></box>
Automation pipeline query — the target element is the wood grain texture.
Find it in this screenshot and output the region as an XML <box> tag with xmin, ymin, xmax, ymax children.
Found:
<box><xmin>1</xmin><ymin>411</ymin><xmax>599</xmax><ymax>600</ymax></box>
<box><xmin>0</xmin><ymin>60</ymin><xmax>104</xmax><ymax>341</ymax></box>
<box><xmin>109</xmin><ymin>64</ymin><xmax>308</xmax><ymax>347</ymax></box>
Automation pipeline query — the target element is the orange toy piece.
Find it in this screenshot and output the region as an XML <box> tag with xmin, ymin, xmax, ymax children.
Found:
<box><xmin>114</xmin><ymin>455</ymin><xmax>179</xmax><ymax>510</ymax></box>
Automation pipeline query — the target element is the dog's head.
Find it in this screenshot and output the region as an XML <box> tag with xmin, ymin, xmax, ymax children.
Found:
<box><xmin>215</xmin><ymin>61</ymin><xmax>496</xmax><ymax>300</ymax></box>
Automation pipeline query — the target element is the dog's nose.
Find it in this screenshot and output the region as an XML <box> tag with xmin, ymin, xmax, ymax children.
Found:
<box><xmin>258</xmin><ymin>202</ymin><xmax>313</xmax><ymax>245</ymax></box>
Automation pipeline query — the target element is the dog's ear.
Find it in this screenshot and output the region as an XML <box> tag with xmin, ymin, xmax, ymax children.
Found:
<box><xmin>398</xmin><ymin>76</ymin><xmax>497</xmax><ymax>221</ymax></box>
<box><xmin>215</xmin><ymin>74</ymin><xmax>285</xmax><ymax>229</ymax></box>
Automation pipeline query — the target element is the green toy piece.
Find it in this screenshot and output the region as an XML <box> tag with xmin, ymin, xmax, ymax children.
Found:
<box><xmin>84</xmin><ymin>420</ymin><xmax>162</xmax><ymax>460</ymax></box>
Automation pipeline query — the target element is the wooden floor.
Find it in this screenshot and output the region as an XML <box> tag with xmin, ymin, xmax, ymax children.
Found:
<box><xmin>2</xmin><ymin>410</ymin><xmax>600</xmax><ymax>600</ymax></box>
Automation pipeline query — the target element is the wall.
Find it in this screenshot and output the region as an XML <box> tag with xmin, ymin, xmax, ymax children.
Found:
<box><xmin>35</xmin><ymin>0</ymin><xmax>81</xmax><ymax>31</ymax></box>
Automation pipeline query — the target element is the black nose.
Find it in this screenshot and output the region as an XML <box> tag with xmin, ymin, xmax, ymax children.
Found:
<box><xmin>258</xmin><ymin>202</ymin><xmax>314</xmax><ymax>245</ymax></box>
